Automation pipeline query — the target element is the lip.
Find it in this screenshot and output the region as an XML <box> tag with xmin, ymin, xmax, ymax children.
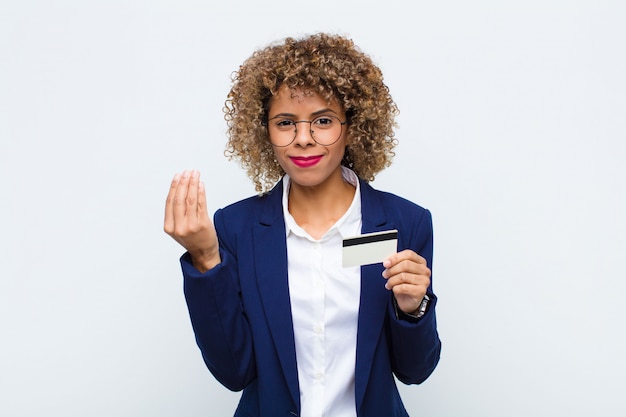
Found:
<box><xmin>289</xmin><ymin>155</ymin><xmax>323</xmax><ymax>168</ymax></box>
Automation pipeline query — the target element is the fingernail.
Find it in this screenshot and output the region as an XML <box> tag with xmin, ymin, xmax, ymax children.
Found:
<box><xmin>182</xmin><ymin>170</ymin><xmax>189</xmax><ymax>178</ymax></box>
<box><xmin>383</xmin><ymin>259</ymin><xmax>391</xmax><ymax>268</ymax></box>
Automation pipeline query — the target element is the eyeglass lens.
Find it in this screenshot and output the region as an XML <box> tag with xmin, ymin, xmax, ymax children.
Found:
<box><xmin>267</xmin><ymin>116</ymin><xmax>343</xmax><ymax>147</ymax></box>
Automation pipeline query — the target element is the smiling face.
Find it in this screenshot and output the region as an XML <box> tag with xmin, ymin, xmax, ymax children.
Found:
<box><xmin>267</xmin><ymin>85</ymin><xmax>348</xmax><ymax>190</ymax></box>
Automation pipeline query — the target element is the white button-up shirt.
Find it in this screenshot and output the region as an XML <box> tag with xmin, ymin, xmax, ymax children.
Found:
<box><xmin>282</xmin><ymin>167</ymin><xmax>362</xmax><ymax>417</ymax></box>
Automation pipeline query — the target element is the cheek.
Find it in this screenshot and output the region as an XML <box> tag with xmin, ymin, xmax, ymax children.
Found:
<box><xmin>335</xmin><ymin>143</ymin><xmax>347</xmax><ymax>160</ymax></box>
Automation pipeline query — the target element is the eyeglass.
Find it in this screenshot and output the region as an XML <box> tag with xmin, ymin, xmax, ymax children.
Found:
<box><xmin>264</xmin><ymin>115</ymin><xmax>347</xmax><ymax>147</ymax></box>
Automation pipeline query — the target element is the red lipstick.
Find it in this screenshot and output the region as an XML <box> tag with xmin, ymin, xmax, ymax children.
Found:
<box><xmin>290</xmin><ymin>155</ymin><xmax>323</xmax><ymax>168</ymax></box>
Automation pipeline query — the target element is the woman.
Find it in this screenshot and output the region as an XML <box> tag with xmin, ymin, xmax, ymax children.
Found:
<box><xmin>164</xmin><ymin>33</ymin><xmax>441</xmax><ymax>417</ymax></box>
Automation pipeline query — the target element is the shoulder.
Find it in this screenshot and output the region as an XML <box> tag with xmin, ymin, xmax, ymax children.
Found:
<box><xmin>214</xmin><ymin>181</ymin><xmax>283</xmax><ymax>226</ymax></box>
<box><xmin>361</xmin><ymin>179</ymin><xmax>430</xmax><ymax>221</ymax></box>
<box><xmin>220</xmin><ymin>193</ymin><xmax>271</xmax><ymax>216</ymax></box>
<box><xmin>212</xmin><ymin>182</ymin><xmax>284</xmax><ymax>252</ymax></box>
<box><xmin>360</xmin><ymin>180</ymin><xmax>434</xmax><ymax>254</ymax></box>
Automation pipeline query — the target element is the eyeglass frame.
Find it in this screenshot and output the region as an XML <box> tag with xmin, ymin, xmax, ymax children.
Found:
<box><xmin>262</xmin><ymin>115</ymin><xmax>348</xmax><ymax>147</ymax></box>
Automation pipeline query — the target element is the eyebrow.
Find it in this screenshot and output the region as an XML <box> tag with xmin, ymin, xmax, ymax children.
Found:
<box><xmin>270</xmin><ymin>108</ymin><xmax>340</xmax><ymax>119</ymax></box>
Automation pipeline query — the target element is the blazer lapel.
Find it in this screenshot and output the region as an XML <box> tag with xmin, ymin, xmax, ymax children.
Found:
<box><xmin>253</xmin><ymin>182</ymin><xmax>300</xmax><ymax>409</ymax></box>
<box><xmin>355</xmin><ymin>180</ymin><xmax>396</xmax><ymax>411</ymax></box>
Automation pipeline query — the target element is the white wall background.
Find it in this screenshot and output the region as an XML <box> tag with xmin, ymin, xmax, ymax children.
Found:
<box><xmin>1</xmin><ymin>1</ymin><xmax>625</xmax><ymax>416</ymax></box>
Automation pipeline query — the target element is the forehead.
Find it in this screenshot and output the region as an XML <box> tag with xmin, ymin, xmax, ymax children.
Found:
<box><xmin>269</xmin><ymin>85</ymin><xmax>342</xmax><ymax>114</ymax></box>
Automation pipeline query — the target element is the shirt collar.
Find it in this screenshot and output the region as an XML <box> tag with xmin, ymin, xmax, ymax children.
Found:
<box><xmin>282</xmin><ymin>166</ymin><xmax>362</xmax><ymax>241</ymax></box>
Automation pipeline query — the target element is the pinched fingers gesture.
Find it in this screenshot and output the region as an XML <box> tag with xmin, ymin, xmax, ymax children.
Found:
<box><xmin>382</xmin><ymin>249</ymin><xmax>431</xmax><ymax>315</ymax></box>
<box><xmin>164</xmin><ymin>170</ymin><xmax>220</xmax><ymax>272</ymax></box>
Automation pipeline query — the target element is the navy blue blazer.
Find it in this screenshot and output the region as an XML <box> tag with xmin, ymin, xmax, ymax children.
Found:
<box><xmin>181</xmin><ymin>178</ymin><xmax>441</xmax><ymax>417</ymax></box>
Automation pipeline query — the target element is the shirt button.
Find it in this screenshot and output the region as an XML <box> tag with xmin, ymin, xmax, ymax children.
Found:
<box><xmin>315</xmin><ymin>372</ymin><xmax>323</xmax><ymax>380</ymax></box>
<box><xmin>314</xmin><ymin>326</ymin><xmax>322</xmax><ymax>334</ymax></box>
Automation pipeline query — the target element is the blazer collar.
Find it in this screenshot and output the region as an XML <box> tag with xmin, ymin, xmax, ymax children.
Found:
<box><xmin>259</xmin><ymin>177</ymin><xmax>388</xmax><ymax>230</ymax></box>
<box><xmin>359</xmin><ymin>179</ymin><xmax>389</xmax><ymax>233</ymax></box>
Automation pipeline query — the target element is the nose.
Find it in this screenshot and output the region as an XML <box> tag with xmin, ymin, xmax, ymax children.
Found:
<box><xmin>293</xmin><ymin>121</ymin><xmax>315</xmax><ymax>146</ymax></box>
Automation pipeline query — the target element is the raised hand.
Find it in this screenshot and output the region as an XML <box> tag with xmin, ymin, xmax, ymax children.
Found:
<box><xmin>164</xmin><ymin>170</ymin><xmax>220</xmax><ymax>272</ymax></box>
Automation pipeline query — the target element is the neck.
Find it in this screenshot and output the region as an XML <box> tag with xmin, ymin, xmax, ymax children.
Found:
<box><xmin>288</xmin><ymin>169</ymin><xmax>356</xmax><ymax>239</ymax></box>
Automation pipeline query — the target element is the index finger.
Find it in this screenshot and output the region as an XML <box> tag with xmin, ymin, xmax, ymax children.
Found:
<box><xmin>172</xmin><ymin>170</ymin><xmax>192</xmax><ymax>220</ymax></box>
<box><xmin>164</xmin><ymin>172</ymin><xmax>182</xmax><ymax>231</ymax></box>
<box><xmin>383</xmin><ymin>249</ymin><xmax>426</xmax><ymax>268</ymax></box>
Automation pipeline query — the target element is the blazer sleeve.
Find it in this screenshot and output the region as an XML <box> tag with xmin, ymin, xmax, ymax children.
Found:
<box><xmin>388</xmin><ymin>208</ymin><xmax>442</xmax><ymax>385</ymax></box>
<box><xmin>181</xmin><ymin>208</ymin><xmax>257</xmax><ymax>391</ymax></box>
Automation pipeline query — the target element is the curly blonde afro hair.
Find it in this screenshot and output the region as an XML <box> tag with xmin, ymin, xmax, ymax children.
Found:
<box><xmin>224</xmin><ymin>33</ymin><xmax>399</xmax><ymax>193</ymax></box>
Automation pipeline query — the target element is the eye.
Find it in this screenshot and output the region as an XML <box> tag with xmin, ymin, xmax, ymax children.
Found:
<box><xmin>273</xmin><ymin>119</ymin><xmax>296</xmax><ymax>129</ymax></box>
<box><xmin>312</xmin><ymin>116</ymin><xmax>336</xmax><ymax>129</ymax></box>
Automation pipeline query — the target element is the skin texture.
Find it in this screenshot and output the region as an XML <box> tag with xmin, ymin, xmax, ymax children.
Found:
<box><xmin>164</xmin><ymin>85</ymin><xmax>430</xmax><ymax>314</ymax></box>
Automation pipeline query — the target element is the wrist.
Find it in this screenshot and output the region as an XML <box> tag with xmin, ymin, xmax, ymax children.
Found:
<box><xmin>190</xmin><ymin>250</ymin><xmax>221</xmax><ymax>273</ymax></box>
<box><xmin>410</xmin><ymin>294</ymin><xmax>430</xmax><ymax>318</ymax></box>
<box><xmin>395</xmin><ymin>295</ymin><xmax>430</xmax><ymax>321</ymax></box>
